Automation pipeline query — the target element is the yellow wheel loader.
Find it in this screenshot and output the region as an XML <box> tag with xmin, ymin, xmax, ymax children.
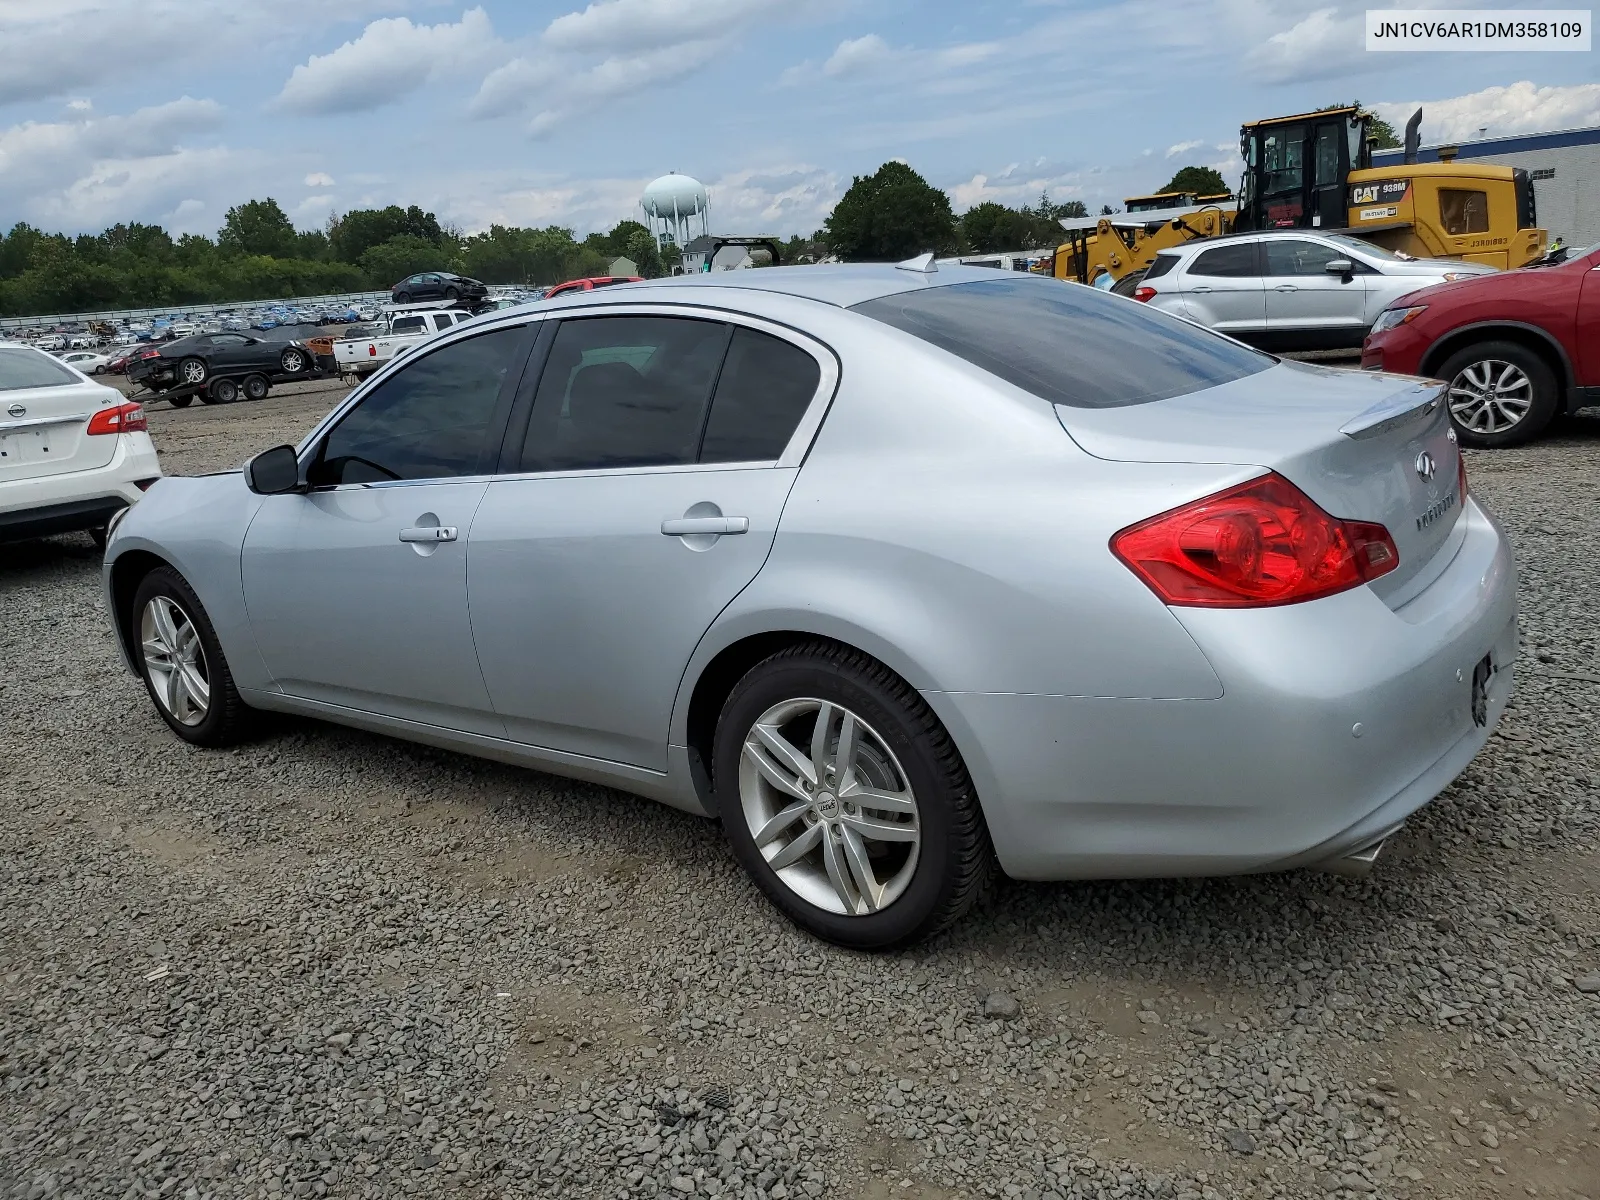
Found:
<box><xmin>1049</xmin><ymin>106</ymin><xmax>1546</xmax><ymax>291</ymax></box>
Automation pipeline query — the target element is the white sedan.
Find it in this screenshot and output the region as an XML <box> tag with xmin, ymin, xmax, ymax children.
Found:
<box><xmin>60</xmin><ymin>350</ymin><xmax>113</xmax><ymax>375</ymax></box>
<box><xmin>1</xmin><ymin>343</ymin><xmax>161</xmax><ymax>545</ymax></box>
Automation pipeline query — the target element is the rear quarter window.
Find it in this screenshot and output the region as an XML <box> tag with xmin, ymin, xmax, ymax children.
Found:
<box><xmin>0</xmin><ymin>347</ymin><xmax>80</xmax><ymax>390</ymax></box>
<box><xmin>851</xmin><ymin>276</ymin><xmax>1270</xmax><ymax>409</ymax></box>
<box><xmin>1143</xmin><ymin>254</ymin><xmax>1180</xmax><ymax>280</ymax></box>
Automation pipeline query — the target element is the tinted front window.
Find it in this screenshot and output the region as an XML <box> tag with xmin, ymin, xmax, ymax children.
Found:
<box><xmin>851</xmin><ymin>276</ymin><xmax>1269</xmax><ymax>409</ymax></box>
<box><xmin>700</xmin><ymin>327</ymin><xmax>822</xmax><ymax>462</ymax></box>
<box><xmin>310</xmin><ymin>327</ymin><xmax>525</xmax><ymax>485</ymax></box>
<box><xmin>520</xmin><ymin>316</ymin><xmax>729</xmax><ymax>472</ymax></box>
<box><xmin>0</xmin><ymin>348</ymin><xmax>79</xmax><ymax>390</ymax></box>
<box><xmin>1189</xmin><ymin>244</ymin><xmax>1259</xmax><ymax>277</ymax></box>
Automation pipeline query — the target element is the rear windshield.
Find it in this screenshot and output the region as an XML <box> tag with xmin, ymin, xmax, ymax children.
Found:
<box><xmin>851</xmin><ymin>276</ymin><xmax>1269</xmax><ymax>409</ymax></box>
<box><xmin>0</xmin><ymin>347</ymin><xmax>79</xmax><ymax>391</ymax></box>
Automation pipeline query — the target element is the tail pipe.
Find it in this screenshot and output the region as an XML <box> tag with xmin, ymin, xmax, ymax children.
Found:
<box><xmin>1312</xmin><ymin>833</ymin><xmax>1393</xmax><ymax>878</ymax></box>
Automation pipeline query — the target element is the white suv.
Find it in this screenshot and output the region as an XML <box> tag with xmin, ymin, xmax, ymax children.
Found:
<box><xmin>1132</xmin><ymin>231</ymin><xmax>1495</xmax><ymax>351</ymax></box>
<box><xmin>1</xmin><ymin>343</ymin><xmax>161</xmax><ymax>546</ymax></box>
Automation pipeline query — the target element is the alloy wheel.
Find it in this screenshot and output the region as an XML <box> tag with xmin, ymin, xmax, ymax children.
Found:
<box><xmin>282</xmin><ymin>350</ymin><xmax>305</xmax><ymax>372</ymax></box>
<box><xmin>738</xmin><ymin>698</ymin><xmax>920</xmax><ymax>915</ymax></box>
<box><xmin>179</xmin><ymin>359</ymin><xmax>206</xmax><ymax>385</ymax></box>
<box><xmin>140</xmin><ymin>596</ymin><xmax>211</xmax><ymax>726</ymax></box>
<box><xmin>1448</xmin><ymin>359</ymin><xmax>1533</xmax><ymax>435</ymax></box>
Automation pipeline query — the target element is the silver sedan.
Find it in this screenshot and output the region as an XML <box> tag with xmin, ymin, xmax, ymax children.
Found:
<box><xmin>103</xmin><ymin>264</ymin><xmax>1517</xmax><ymax>948</ymax></box>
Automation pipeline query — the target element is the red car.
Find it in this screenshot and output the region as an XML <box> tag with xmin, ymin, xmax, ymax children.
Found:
<box><xmin>1361</xmin><ymin>238</ymin><xmax>1600</xmax><ymax>447</ymax></box>
<box><xmin>543</xmin><ymin>275</ymin><xmax>643</xmax><ymax>299</ymax></box>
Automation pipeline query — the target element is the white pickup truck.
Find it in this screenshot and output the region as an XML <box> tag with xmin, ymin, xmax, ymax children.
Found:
<box><xmin>332</xmin><ymin>308</ymin><xmax>470</xmax><ymax>378</ymax></box>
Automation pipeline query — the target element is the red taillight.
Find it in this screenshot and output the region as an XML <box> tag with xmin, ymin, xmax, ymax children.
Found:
<box><xmin>86</xmin><ymin>402</ymin><xmax>146</xmax><ymax>435</ymax></box>
<box><xmin>368</xmin><ymin>344</ymin><xmax>377</xmax><ymax>356</ymax></box>
<box><xmin>1132</xmin><ymin>286</ymin><xmax>1156</xmax><ymax>302</ymax></box>
<box><xmin>1111</xmin><ymin>472</ymin><xmax>1399</xmax><ymax>608</ymax></box>
<box><xmin>140</xmin><ymin>349</ymin><xmax>161</xmax><ymax>359</ymax></box>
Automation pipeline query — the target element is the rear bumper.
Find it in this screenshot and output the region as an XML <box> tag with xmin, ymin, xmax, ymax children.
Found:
<box><xmin>927</xmin><ymin>497</ymin><xmax>1517</xmax><ymax>880</ymax></box>
<box><xmin>0</xmin><ymin>435</ymin><xmax>162</xmax><ymax>541</ymax></box>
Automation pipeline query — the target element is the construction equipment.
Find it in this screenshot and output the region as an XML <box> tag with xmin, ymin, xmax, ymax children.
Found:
<box><xmin>1048</xmin><ymin>106</ymin><xmax>1546</xmax><ymax>290</ymax></box>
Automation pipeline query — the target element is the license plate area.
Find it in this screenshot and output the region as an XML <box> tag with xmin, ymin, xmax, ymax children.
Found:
<box><xmin>1470</xmin><ymin>652</ymin><xmax>1492</xmax><ymax>727</ymax></box>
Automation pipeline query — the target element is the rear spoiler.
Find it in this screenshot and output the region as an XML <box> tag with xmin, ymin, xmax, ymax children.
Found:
<box><xmin>1339</xmin><ymin>381</ymin><xmax>1444</xmax><ymax>439</ymax></box>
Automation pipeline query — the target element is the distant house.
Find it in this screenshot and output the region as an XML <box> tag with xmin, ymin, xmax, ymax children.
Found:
<box><xmin>609</xmin><ymin>256</ymin><xmax>639</xmax><ymax>278</ymax></box>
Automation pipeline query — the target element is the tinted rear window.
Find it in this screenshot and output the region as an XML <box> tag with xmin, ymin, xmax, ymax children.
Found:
<box><xmin>1144</xmin><ymin>253</ymin><xmax>1179</xmax><ymax>280</ymax></box>
<box><xmin>851</xmin><ymin>276</ymin><xmax>1270</xmax><ymax>409</ymax></box>
<box><xmin>0</xmin><ymin>347</ymin><xmax>79</xmax><ymax>391</ymax></box>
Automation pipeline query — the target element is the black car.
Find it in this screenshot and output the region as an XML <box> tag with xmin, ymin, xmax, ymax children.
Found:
<box><xmin>391</xmin><ymin>271</ymin><xmax>488</xmax><ymax>304</ymax></box>
<box><xmin>126</xmin><ymin>333</ymin><xmax>312</xmax><ymax>393</ymax></box>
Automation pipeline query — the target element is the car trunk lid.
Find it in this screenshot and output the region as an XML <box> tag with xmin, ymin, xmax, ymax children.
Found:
<box><xmin>1056</xmin><ymin>360</ymin><xmax>1463</xmax><ymax>603</ymax></box>
<box><xmin>0</xmin><ymin>374</ymin><xmax>122</xmax><ymax>484</ymax></box>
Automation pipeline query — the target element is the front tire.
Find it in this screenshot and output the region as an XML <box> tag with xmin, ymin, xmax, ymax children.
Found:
<box><xmin>714</xmin><ymin>642</ymin><xmax>992</xmax><ymax>949</ymax></box>
<box><xmin>444</xmin><ymin>285</ymin><xmax>460</xmax><ymax>302</ymax></box>
<box><xmin>280</xmin><ymin>348</ymin><xmax>307</xmax><ymax>375</ymax></box>
<box><xmin>131</xmin><ymin>567</ymin><xmax>253</xmax><ymax>747</ymax></box>
<box><xmin>1439</xmin><ymin>340</ymin><xmax>1559</xmax><ymax>448</ymax></box>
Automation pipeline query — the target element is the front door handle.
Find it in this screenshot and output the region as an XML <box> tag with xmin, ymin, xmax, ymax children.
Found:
<box><xmin>661</xmin><ymin>516</ymin><xmax>749</xmax><ymax>536</ymax></box>
<box><xmin>1273</xmin><ymin>284</ymin><xmax>1298</xmax><ymax>292</ymax></box>
<box><xmin>399</xmin><ymin>525</ymin><xmax>458</xmax><ymax>543</ymax></box>
<box><xmin>1189</xmin><ymin>285</ymin><xmax>1213</xmax><ymax>293</ymax></box>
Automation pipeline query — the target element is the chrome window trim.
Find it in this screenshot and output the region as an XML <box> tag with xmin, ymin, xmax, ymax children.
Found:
<box><xmin>0</xmin><ymin>413</ymin><xmax>90</xmax><ymax>431</ymax></box>
<box><xmin>296</xmin><ymin>301</ymin><xmax>841</xmax><ymax>479</ymax></box>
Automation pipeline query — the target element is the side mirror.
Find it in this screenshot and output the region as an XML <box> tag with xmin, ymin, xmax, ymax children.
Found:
<box><xmin>1324</xmin><ymin>258</ymin><xmax>1354</xmax><ymax>277</ymax></box>
<box><xmin>246</xmin><ymin>445</ymin><xmax>302</xmax><ymax>495</ymax></box>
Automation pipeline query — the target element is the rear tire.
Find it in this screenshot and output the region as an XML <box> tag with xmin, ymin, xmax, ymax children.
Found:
<box><xmin>177</xmin><ymin>356</ymin><xmax>208</xmax><ymax>386</ymax></box>
<box><xmin>242</xmin><ymin>374</ymin><xmax>269</xmax><ymax>401</ymax></box>
<box><xmin>714</xmin><ymin>641</ymin><xmax>993</xmax><ymax>949</ymax></box>
<box><xmin>1111</xmin><ymin>269</ymin><xmax>1147</xmax><ymax>297</ymax></box>
<box><xmin>131</xmin><ymin>567</ymin><xmax>253</xmax><ymax>747</ymax></box>
<box><xmin>169</xmin><ymin>394</ymin><xmax>193</xmax><ymax>408</ymax></box>
<box><xmin>208</xmin><ymin>377</ymin><xmax>239</xmax><ymax>404</ymax></box>
<box><xmin>1439</xmin><ymin>339</ymin><xmax>1559</xmax><ymax>448</ymax></box>
<box><xmin>394</xmin><ymin>291</ymin><xmax>411</xmax><ymax>304</ymax></box>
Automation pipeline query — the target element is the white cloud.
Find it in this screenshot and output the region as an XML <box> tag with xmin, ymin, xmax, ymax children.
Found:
<box><xmin>66</xmin><ymin>98</ymin><xmax>92</xmax><ymax>113</ymax></box>
<box><xmin>543</xmin><ymin>0</ymin><xmax>788</xmax><ymax>54</ymax></box>
<box><xmin>823</xmin><ymin>34</ymin><xmax>891</xmax><ymax>77</ymax></box>
<box><xmin>275</xmin><ymin>7</ymin><xmax>502</xmax><ymax>115</ymax></box>
<box><xmin>1245</xmin><ymin>6</ymin><xmax>1363</xmax><ymax>83</ymax></box>
<box><xmin>0</xmin><ymin>1</ymin><xmax>374</xmax><ymax>105</ymax></box>
<box><xmin>1373</xmin><ymin>81</ymin><xmax>1600</xmax><ymax>143</ymax></box>
<box><xmin>304</xmin><ymin>171</ymin><xmax>335</xmax><ymax>188</ymax></box>
<box><xmin>1165</xmin><ymin>139</ymin><xmax>1204</xmax><ymax>158</ymax></box>
<box><xmin>0</xmin><ymin>99</ymin><xmax>235</xmax><ymax>234</ymax></box>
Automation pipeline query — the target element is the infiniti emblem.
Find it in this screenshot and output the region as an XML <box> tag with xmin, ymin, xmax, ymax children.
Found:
<box><xmin>6</xmin><ymin>403</ymin><xmax>24</xmax><ymax>418</ymax></box>
<box><xmin>1414</xmin><ymin>450</ymin><xmax>1437</xmax><ymax>482</ymax></box>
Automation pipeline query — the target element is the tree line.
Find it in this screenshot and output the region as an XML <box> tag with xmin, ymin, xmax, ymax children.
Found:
<box><xmin>4</xmin><ymin>107</ymin><xmax>1398</xmax><ymax>318</ymax></box>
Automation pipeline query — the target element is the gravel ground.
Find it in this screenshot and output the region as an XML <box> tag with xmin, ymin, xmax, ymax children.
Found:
<box><xmin>2</xmin><ymin>385</ymin><xmax>1597</xmax><ymax>1200</ymax></box>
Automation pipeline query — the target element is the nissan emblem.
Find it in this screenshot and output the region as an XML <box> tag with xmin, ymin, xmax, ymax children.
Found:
<box><xmin>6</xmin><ymin>403</ymin><xmax>24</xmax><ymax>418</ymax></box>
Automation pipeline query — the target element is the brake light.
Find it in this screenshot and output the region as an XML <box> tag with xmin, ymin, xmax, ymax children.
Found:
<box><xmin>368</xmin><ymin>344</ymin><xmax>377</xmax><ymax>356</ymax></box>
<box><xmin>1132</xmin><ymin>286</ymin><xmax>1156</xmax><ymax>302</ymax></box>
<box><xmin>86</xmin><ymin>402</ymin><xmax>146</xmax><ymax>435</ymax></box>
<box><xmin>140</xmin><ymin>349</ymin><xmax>161</xmax><ymax>359</ymax></box>
<box><xmin>1111</xmin><ymin>472</ymin><xmax>1398</xmax><ymax>608</ymax></box>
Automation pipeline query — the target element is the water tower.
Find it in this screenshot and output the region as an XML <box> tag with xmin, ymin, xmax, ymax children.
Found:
<box><xmin>641</xmin><ymin>172</ymin><xmax>709</xmax><ymax>255</ymax></box>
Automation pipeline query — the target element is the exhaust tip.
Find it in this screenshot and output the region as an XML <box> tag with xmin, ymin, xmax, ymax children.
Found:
<box><xmin>1313</xmin><ymin>835</ymin><xmax>1390</xmax><ymax>878</ymax></box>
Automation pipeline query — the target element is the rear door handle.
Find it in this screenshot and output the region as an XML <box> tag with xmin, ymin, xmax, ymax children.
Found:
<box><xmin>1274</xmin><ymin>284</ymin><xmax>1298</xmax><ymax>292</ymax></box>
<box><xmin>661</xmin><ymin>516</ymin><xmax>749</xmax><ymax>536</ymax></box>
<box><xmin>399</xmin><ymin>526</ymin><xmax>458</xmax><ymax>543</ymax></box>
<box><xmin>1188</xmin><ymin>285</ymin><xmax>1213</xmax><ymax>293</ymax></box>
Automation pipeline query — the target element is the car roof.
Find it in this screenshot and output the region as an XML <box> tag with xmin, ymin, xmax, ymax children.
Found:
<box><xmin>548</xmin><ymin>262</ymin><xmax>1037</xmax><ymax>309</ymax></box>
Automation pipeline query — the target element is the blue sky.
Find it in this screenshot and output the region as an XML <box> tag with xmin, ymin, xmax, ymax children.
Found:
<box><xmin>1</xmin><ymin>0</ymin><xmax>1596</xmax><ymax>241</ymax></box>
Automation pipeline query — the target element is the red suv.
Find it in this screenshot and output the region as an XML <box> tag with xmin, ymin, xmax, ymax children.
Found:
<box><xmin>1360</xmin><ymin>239</ymin><xmax>1600</xmax><ymax>447</ymax></box>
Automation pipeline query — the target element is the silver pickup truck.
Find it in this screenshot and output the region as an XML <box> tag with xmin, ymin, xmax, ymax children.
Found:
<box><xmin>332</xmin><ymin>308</ymin><xmax>470</xmax><ymax>378</ymax></box>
